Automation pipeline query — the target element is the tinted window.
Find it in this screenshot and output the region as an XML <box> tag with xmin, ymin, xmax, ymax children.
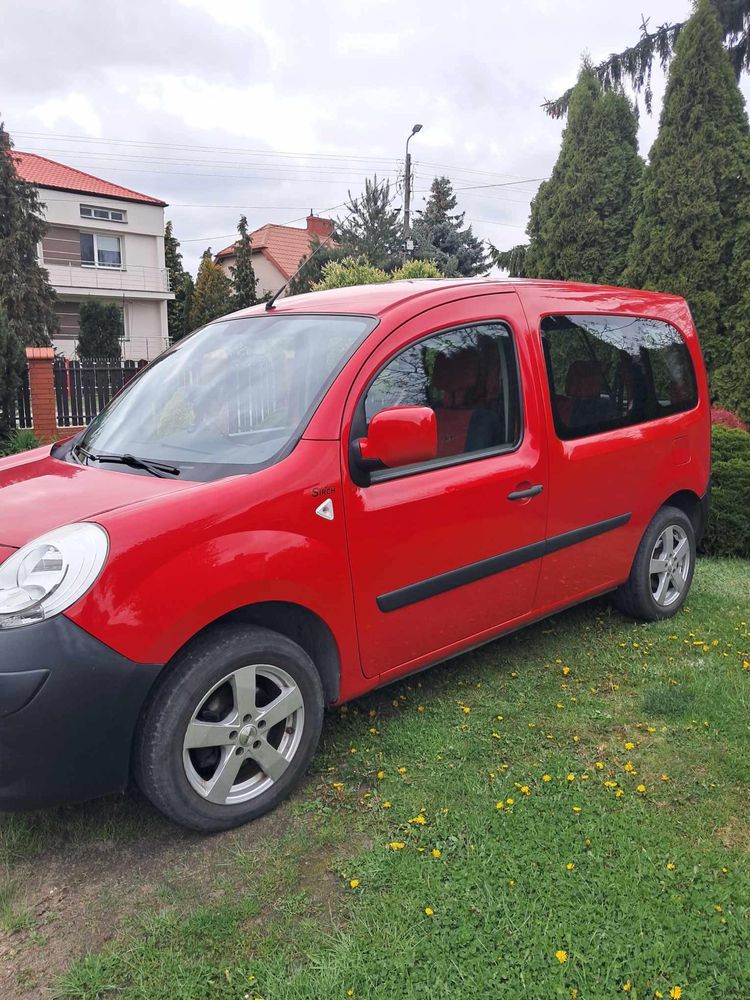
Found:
<box><xmin>365</xmin><ymin>322</ymin><xmax>521</xmax><ymax>462</ymax></box>
<box><xmin>541</xmin><ymin>314</ymin><xmax>697</xmax><ymax>441</ymax></box>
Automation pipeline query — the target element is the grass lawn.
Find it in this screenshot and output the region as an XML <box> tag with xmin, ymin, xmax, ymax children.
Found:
<box><xmin>1</xmin><ymin>558</ymin><xmax>749</xmax><ymax>1000</ymax></box>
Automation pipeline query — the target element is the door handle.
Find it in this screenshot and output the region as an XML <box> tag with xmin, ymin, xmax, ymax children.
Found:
<box><xmin>507</xmin><ymin>484</ymin><xmax>543</xmax><ymax>501</ymax></box>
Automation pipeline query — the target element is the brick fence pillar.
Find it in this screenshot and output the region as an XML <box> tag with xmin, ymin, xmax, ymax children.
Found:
<box><xmin>25</xmin><ymin>347</ymin><xmax>57</xmax><ymax>442</ymax></box>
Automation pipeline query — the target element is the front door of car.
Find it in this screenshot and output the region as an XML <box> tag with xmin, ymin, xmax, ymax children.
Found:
<box><xmin>341</xmin><ymin>292</ymin><xmax>549</xmax><ymax>679</ymax></box>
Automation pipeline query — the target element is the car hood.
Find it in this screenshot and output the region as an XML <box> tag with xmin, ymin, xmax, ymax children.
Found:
<box><xmin>0</xmin><ymin>446</ymin><xmax>199</xmax><ymax>549</ymax></box>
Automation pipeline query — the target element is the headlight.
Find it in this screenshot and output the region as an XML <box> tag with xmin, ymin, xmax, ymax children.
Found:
<box><xmin>0</xmin><ymin>523</ymin><xmax>108</xmax><ymax>629</ymax></box>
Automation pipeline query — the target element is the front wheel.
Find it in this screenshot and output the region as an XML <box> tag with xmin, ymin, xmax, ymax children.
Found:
<box><xmin>134</xmin><ymin>624</ymin><xmax>324</xmax><ymax>831</ymax></box>
<box><xmin>614</xmin><ymin>505</ymin><xmax>696</xmax><ymax>621</ymax></box>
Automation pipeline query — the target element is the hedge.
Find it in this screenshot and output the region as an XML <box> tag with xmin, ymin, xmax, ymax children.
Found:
<box><xmin>703</xmin><ymin>425</ymin><xmax>750</xmax><ymax>558</ymax></box>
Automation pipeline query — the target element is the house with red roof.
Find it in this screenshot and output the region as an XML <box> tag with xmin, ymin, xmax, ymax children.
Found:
<box><xmin>13</xmin><ymin>151</ymin><xmax>173</xmax><ymax>360</ymax></box>
<box><xmin>215</xmin><ymin>214</ymin><xmax>334</xmax><ymax>297</ymax></box>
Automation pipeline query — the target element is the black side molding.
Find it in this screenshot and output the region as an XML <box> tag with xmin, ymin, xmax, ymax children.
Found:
<box><xmin>377</xmin><ymin>512</ymin><xmax>632</xmax><ymax>613</ymax></box>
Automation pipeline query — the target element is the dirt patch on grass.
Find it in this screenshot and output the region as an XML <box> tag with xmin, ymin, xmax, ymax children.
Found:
<box><xmin>714</xmin><ymin>818</ymin><xmax>750</xmax><ymax>852</ymax></box>
<box><xmin>0</xmin><ymin>786</ymin><xmax>354</xmax><ymax>1000</ymax></box>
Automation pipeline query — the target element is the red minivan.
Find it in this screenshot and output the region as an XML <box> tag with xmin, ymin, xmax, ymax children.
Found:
<box><xmin>0</xmin><ymin>280</ymin><xmax>710</xmax><ymax>830</ymax></box>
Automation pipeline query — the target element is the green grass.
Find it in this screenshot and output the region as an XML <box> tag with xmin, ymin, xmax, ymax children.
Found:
<box><xmin>3</xmin><ymin>558</ymin><xmax>749</xmax><ymax>1000</ymax></box>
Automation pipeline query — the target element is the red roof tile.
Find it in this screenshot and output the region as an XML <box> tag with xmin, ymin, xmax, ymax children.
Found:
<box><xmin>12</xmin><ymin>151</ymin><xmax>167</xmax><ymax>206</ymax></box>
<box><xmin>216</xmin><ymin>219</ymin><xmax>333</xmax><ymax>279</ymax></box>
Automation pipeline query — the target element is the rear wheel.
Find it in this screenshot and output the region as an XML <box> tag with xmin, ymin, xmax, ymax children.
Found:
<box><xmin>134</xmin><ymin>624</ymin><xmax>324</xmax><ymax>831</ymax></box>
<box><xmin>614</xmin><ymin>505</ymin><xmax>695</xmax><ymax>621</ymax></box>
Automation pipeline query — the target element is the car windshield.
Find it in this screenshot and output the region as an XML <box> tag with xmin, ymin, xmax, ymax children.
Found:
<box><xmin>77</xmin><ymin>313</ymin><xmax>375</xmax><ymax>480</ymax></box>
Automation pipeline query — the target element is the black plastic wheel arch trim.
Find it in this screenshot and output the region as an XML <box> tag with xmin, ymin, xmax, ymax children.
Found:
<box><xmin>376</xmin><ymin>512</ymin><xmax>632</xmax><ymax>612</ymax></box>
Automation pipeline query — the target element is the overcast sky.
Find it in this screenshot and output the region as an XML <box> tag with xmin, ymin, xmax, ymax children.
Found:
<box><xmin>3</xmin><ymin>0</ymin><xmax>746</xmax><ymax>275</ymax></box>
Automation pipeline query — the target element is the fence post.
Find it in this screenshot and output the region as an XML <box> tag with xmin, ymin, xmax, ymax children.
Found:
<box><xmin>25</xmin><ymin>347</ymin><xmax>57</xmax><ymax>442</ymax></box>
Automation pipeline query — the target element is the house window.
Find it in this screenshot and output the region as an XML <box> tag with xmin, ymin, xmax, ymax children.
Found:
<box><xmin>80</xmin><ymin>205</ymin><xmax>126</xmax><ymax>223</ymax></box>
<box><xmin>80</xmin><ymin>233</ymin><xmax>123</xmax><ymax>269</ymax></box>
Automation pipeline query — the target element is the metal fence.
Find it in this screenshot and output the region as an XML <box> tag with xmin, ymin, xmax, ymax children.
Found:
<box><xmin>54</xmin><ymin>358</ymin><xmax>147</xmax><ymax>427</ymax></box>
<box><xmin>15</xmin><ymin>367</ymin><xmax>33</xmax><ymax>429</ymax></box>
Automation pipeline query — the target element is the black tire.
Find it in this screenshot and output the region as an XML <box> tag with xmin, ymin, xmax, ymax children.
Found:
<box><xmin>134</xmin><ymin>624</ymin><xmax>324</xmax><ymax>832</ymax></box>
<box><xmin>614</xmin><ymin>505</ymin><xmax>696</xmax><ymax>621</ymax></box>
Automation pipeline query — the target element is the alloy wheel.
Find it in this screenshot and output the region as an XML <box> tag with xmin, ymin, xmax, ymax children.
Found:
<box><xmin>182</xmin><ymin>663</ymin><xmax>305</xmax><ymax>805</ymax></box>
<box><xmin>649</xmin><ymin>524</ymin><xmax>690</xmax><ymax>608</ymax></box>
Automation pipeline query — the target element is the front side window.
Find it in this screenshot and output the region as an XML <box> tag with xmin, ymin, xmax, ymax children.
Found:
<box><xmin>78</xmin><ymin>314</ymin><xmax>375</xmax><ymax>481</ymax></box>
<box><xmin>80</xmin><ymin>232</ymin><xmax>122</xmax><ymax>268</ymax></box>
<box><xmin>364</xmin><ymin>322</ymin><xmax>521</xmax><ymax>463</ymax></box>
<box><xmin>541</xmin><ymin>314</ymin><xmax>697</xmax><ymax>441</ymax></box>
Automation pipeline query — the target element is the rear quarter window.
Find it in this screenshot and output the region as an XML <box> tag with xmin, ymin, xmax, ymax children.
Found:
<box><xmin>541</xmin><ymin>314</ymin><xmax>698</xmax><ymax>441</ymax></box>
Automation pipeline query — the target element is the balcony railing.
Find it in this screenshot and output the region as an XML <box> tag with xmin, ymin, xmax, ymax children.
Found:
<box><xmin>44</xmin><ymin>261</ymin><xmax>172</xmax><ymax>294</ymax></box>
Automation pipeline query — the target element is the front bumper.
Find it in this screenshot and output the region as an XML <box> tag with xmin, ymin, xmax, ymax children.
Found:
<box><xmin>0</xmin><ymin>615</ymin><xmax>161</xmax><ymax>810</ymax></box>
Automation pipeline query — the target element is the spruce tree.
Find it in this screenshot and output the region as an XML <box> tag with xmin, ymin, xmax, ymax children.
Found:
<box><xmin>412</xmin><ymin>177</ymin><xmax>487</xmax><ymax>276</ymax></box>
<box><xmin>623</xmin><ymin>0</ymin><xmax>750</xmax><ymax>370</ymax></box>
<box><xmin>524</xmin><ymin>65</ymin><xmax>643</xmax><ymax>284</ymax></box>
<box><xmin>231</xmin><ymin>215</ymin><xmax>258</xmax><ymax>309</ymax></box>
<box><xmin>0</xmin><ymin>305</ymin><xmax>25</xmax><ymax>444</ymax></box>
<box><xmin>336</xmin><ymin>176</ymin><xmax>402</xmax><ymax>271</ymax></box>
<box><xmin>0</xmin><ymin>120</ymin><xmax>57</xmax><ymax>346</ymax></box>
<box><xmin>77</xmin><ymin>301</ymin><xmax>123</xmax><ymax>359</ymax></box>
<box><xmin>189</xmin><ymin>249</ymin><xmax>233</xmax><ymax>330</ymax></box>
<box><xmin>164</xmin><ymin>221</ymin><xmax>192</xmax><ymax>342</ymax></box>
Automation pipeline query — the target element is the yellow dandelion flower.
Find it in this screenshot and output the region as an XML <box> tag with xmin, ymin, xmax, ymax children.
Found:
<box><xmin>496</xmin><ymin>801</ymin><xmax>505</xmax><ymax>810</ymax></box>
<box><xmin>349</xmin><ymin>879</ymin><xmax>360</xmax><ymax>888</ymax></box>
<box><xmin>350</xmin><ymin>747</ymin><xmax>357</xmax><ymax>754</ymax></box>
<box><xmin>566</xmin><ymin>862</ymin><xmax>575</xmax><ymax>871</ymax></box>
<box><xmin>623</xmin><ymin>980</ymin><xmax>632</xmax><ymax>993</ymax></box>
<box><xmin>562</xmin><ymin>666</ymin><xmax>571</xmax><ymax>676</ymax></box>
<box><xmin>669</xmin><ymin>988</ymin><xmax>682</xmax><ymax>1000</ymax></box>
<box><xmin>743</xmin><ymin>660</ymin><xmax>750</xmax><ymax>671</ymax></box>
<box><xmin>555</xmin><ymin>949</ymin><xmax>568</xmax><ymax>964</ymax></box>
<box><xmin>511</xmin><ymin>671</ymin><xmax>519</xmax><ymax>678</ymax></box>
<box><xmin>382</xmin><ymin>801</ymin><xmax>392</xmax><ymax>809</ymax></box>
<box><xmin>572</xmin><ymin>806</ymin><xmax>582</xmax><ymax>813</ymax></box>
<box><xmin>567</xmin><ymin>773</ymin><xmax>576</xmax><ymax>782</ymax></box>
<box><xmin>398</xmin><ymin>766</ymin><xmax>407</xmax><ymax>774</ymax></box>
<box><xmin>417</xmin><ymin>705</ymin><xmax>425</xmax><ymax>712</ymax></box>
<box><xmin>368</xmin><ymin>727</ymin><xmax>377</xmax><ymax>735</ymax></box>
<box><xmin>556</xmin><ymin>703</ymin><xmax>565</xmax><ymax>710</ymax></box>
<box><xmin>636</xmin><ymin>784</ymin><xmax>647</xmax><ymax>794</ymax></box>
<box><xmin>570</xmin><ymin>990</ymin><xmax>578</xmax><ymax>999</ymax></box>
<box><xmin>388</xmin><ymin>841</ymin><xmax>405</xmax><ymax>850</ymax></box>
<box><xmin>660</xmin><ymin>773</ymin><xmax>670</xmax><ymax>782</ymax></box>
<box><xmin>431</xmin><ymin>848</ymin><xmax>441</xmax><ymax>859</ymax></box>
<box><xmin>462</xmin><ymin>706</ymin><xmax>471</xmax><ymax>714</ymax></box>
<box><xmin>666</xmin><ymin>862</ymin><xmax>676</xmax><ymax>870</ymax></box>
<box><xmin>506</xmin><ymin>797</ymin><xmax>515</xmax><ymax>806</ymax></box>
<box><xmin>424</xmin><ymin>906</ymin><xmax>434</xmax><ymax>917</ymax></box>
<box><xmin>595</xmin><ymin>761</ymin><xmax>605</xmax><ymax>770</ymax></box>
<box><xmin>655</xmin><ymin>992</ymin><xmax>664</xmax><ymax>999</ymax></box>
<box><xmin>584</xmin><ymin>838</ymin><xmax>592</xmax><ymax>846</ymax></box>
<box><xmin>332</xmin><ymin>782</ymin><xmax>344</xmax><ymax>789</ymax></box>
<box><xmin>542</xmin><ymin>774</ymin><xmax>552</xmax><ymax>782</ymax></box>
<box><xmin>377</xmin><ymin>770</ymin><xmax>385</xmax><ymax>780</ymax></box>
<box><xmin>520</xmin><ymin>785</ymin><xmax>530</xmax><ymax>795</ymax></box>
<box><xmin>605</xmin><ymin>780</ymin><xmax>618</xmax><ymax>788</ymax></box>
<box><xmin>715</xmin><ymin>903</ymin><xmax>723</xmax><ymax>912</ymax></box>
<box><xmin>615</xmin><ymin>789</ymin><xmax>624</xmax><ymax>798</ymax></box>
<box><xmin>508</xmin><ymin>879</ymin><xmax>516</xmax><ymax>887</ymax></box>
<box><xmin>624</xmin><ymin>741</ymin><xmax>635</xmax><ymax>750</ymax></box>
<box><xmin>347</xmin><ymin>990</ymin><xmax>354</xmax><ymax>997</ymax></box>
<box><xmin>624</xmin><ymin>761</ymin><xmax>635</xmax><ymax>773</ymax></box>
<box><xmin>409</xmin><ymin>814</ymin><xmax>427</xmax><ymax>825</ymax></box>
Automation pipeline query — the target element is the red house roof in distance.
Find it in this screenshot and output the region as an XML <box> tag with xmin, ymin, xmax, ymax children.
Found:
<box><xmin>12</xmin><ymin>151</ymin><xmax>167</xmax><ymax>206</ymax></box>
<box><xmin>216</xmin><ymin>215</ymin><xmax>334</xmax><ymax>279</ymax></box>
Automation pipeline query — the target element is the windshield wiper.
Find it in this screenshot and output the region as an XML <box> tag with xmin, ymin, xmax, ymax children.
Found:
<box><xmin>73</xmin><ymin>444</ymin><xmax>180</xmax><ymax>478</ymax></box>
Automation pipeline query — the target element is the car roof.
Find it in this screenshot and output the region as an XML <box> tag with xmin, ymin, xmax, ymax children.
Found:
<box><xmin>225</xmin><ymin>278</ymin><xmax>685</xmax><ymax>321</ymax></box>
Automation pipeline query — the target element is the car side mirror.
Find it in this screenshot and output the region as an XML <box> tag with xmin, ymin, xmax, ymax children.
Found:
<box><xmin>357</xmin><ymin>406</ymin><xmax>437</xmax><ymax>469</ymax></box>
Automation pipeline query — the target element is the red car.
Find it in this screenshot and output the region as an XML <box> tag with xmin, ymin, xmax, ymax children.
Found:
<box><xmin>0</xmin><ymin>280</ymin><xmax>710</xmax><ymax>830</ymax></box>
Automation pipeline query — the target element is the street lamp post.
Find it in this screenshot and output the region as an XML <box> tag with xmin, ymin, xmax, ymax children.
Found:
<box><xmin>403</xmin><ymin>123</ymin><xmax>423</xmax><ymax>261</ymax></box>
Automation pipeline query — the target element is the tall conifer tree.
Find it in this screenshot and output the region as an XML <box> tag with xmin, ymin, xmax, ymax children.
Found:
<box><xmin>524</xmin><ymin>65</ymin><xmax>643</xmax><ymax>284</ymax></box>
<box><xmin>336</xmin><ymin>177</ymin><xmax>402</xmax><ymax>271</ymax></box>
<box><xmin>623</xmin><ymin>0</ymin><xmax>750</xmax><ymax>370</ymax></box>
<box><xmin>231</xmin><ymin>215</ymin><xmax>258</xmax><ymax>310</ymax></box>
<box><xmin>189</xmin><ymin>249</ymin><xmax>233</xmax><ymax>330</ymax></box>
<box><xmin>0</xmin><ymin>120</ymin><xmax>57</xmax><ymax>346</ymax></box>
<box><xmin>164</xmin><ymin>221</ymin><xmax>193</xmax><ymax>342</ymax></box>
<box><xmin>412</xmin><ymin>177</ymin><xmax>487</xmax><ymax>276</ymax></box>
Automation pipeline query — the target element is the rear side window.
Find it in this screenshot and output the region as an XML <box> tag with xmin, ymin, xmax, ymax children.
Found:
<box><xmin>364</xmin><ymin>322</ymin><xmax>521</xmax><ymax>462</ymax></box>
<box><xmin>541</xmin><ymin>314</ymin><xmax>697</xmax><ymax>441</ymax></box>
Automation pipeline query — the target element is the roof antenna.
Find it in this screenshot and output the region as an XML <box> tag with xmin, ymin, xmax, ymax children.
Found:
<box><xmin>266</xmin><ymin>225</ymin><xmax>335</xmax><ymax>311</ymax></box>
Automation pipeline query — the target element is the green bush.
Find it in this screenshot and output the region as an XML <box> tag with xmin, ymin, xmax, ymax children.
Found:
<box><xmin>702</xmin><ymin>425</ymin><xmax>750</xmax><ymax>557</ymax></box>
<box><xmin>0</xmin><ymin>428</ymin><xmax>41</xmax><ymax>456</ymax></box>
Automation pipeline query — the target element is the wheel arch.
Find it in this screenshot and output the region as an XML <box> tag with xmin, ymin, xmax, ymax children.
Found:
<box><xmin>661</xmin><ymin>489</ymin><xmax>702</xmax><ymax>535</ymax></box>
<box><xmin>193</xmin><ymin>601</ymin><xmax>341</xmax><ymax>705</ymax></box>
